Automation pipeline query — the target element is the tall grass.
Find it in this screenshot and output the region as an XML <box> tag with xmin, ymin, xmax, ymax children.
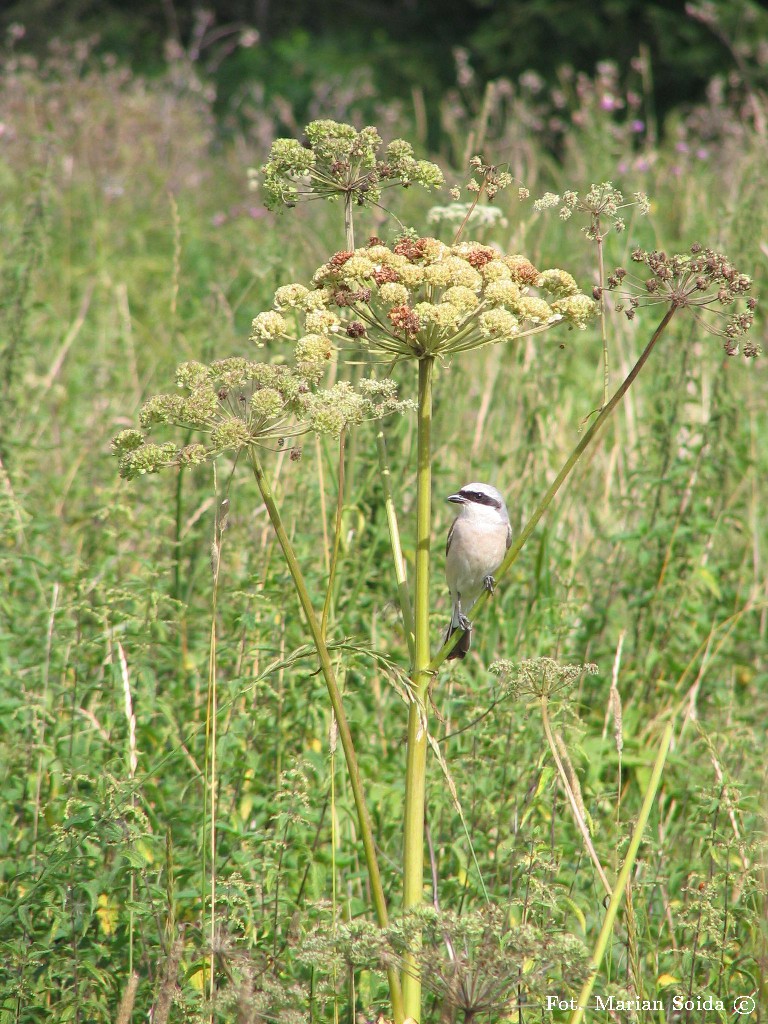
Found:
<box><xmin>0</xmin><ymin>31</ymin><xmax>766</xmax><ymax>1024</ymax></box>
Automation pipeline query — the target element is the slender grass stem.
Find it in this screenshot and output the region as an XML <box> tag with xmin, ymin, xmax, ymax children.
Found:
<box><xmin>594</xmin><ymin>224</ymin><xmax>609</xmax><ymax>408</ymax></box>
<box><xmin>540</xmin><ymin>696</ymin><xmax>612</xmax><ymax>895</ymax></box>
<box><xmin>32</xmin><ymin>582</ymin><xmax>59</xmax><ymax>867</ymax></box>
<box><xmin>376</xmin><ymin>427</ymin><xmax>415</xmax><ymax>663</ymax></box>
<box><xmin>207</xmin><ymin>603</ymin><xmax>217</xmax><ymax>1017</ymax></box>
<box><xmin>246</xmin><ymin>448</ymin><xmax>404</xmax><ymax>1022</ymax></box>
<box><xmin>172</xmin><ymin>458</ymin><xmax>185</xmax><ymax>605</ymax></box>
<box><xmin>344</xmin><ymin>193</ymin><xmax>355</xmax><ymax>251</ymax></box>
<box><xmin>432</xmin><ymin>306</ymin><xmax>678</xmax><ymax>667</ymax></box>
<box><xmin>321</xmin><ymin>431</ymin><xmax>347</xmax><ymax>640</ymax></box>
<box><xmin>315</xmin><ymin>435</ymin><xmax>331</xmax><ymax>575</ymax></box>
<box><xmin>116</xmin><ymin>641</ymin><xmax>138</xmax><ymax>978</ymax></box>
<box><xmin>452</xmin><ymin>174</ymin><xmax>486</xmax><ymax>246</ymax></box>
<box><xmin>204</xmin><ymin>487</ymin><xmax>227</xmax><ymax>1015</ymax></box>
<box><xmin>402</xmin><ymin>355</ymin><xmax>434</xmax><ymax>1018</ymax></box>
<box><xmin>569</xmin><ymin>721</ymin><xmax>674</xmax><ymax>1024</ymax></box>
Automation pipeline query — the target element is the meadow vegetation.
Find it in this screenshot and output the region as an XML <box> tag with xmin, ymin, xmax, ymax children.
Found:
<box><xmin>0</xmin><ymin>26</ymin><xmax>766</xmax><ymax>1024</ymax></box>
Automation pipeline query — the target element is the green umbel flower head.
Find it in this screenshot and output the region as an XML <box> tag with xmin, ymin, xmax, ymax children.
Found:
<box><xmin>255</xmin><ymin>119</ymin><xmax>444</xmax><ymax>213</ymax></box>
<box><xmin>113</xmin><ymin>336</ymin><xmax>412</xmax><ymax>481</ymax></box>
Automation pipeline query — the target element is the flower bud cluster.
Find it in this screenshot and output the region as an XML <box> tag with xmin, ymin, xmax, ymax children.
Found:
<box><xmin>255</xmin><ymin>119</ymin><xmax>444</xmax><ymax>212</ymax></box>
<box><xmin>606</xmin><ymin>244</ymin><xmax>759</xmax><ymax>356</ymax></box>
<box><xmin>448</xmin><ymin>156</ymin><xmax>516</xmax><ymax>204</ymax></box>
<box><xmin>490</xmin><ymin>657</ymin><xmax>599</xmax><ymax>700</ymax></box>
<box><xmin>300</xmin><ymin>380</ymin><xmax>413</xmax><ymax>436</ymax></box>
<box><xmin>534</xmin><ymin>181</ymin><xmax>650</xmax><ymax>238</ymax></box>
<box><xmin>112</xmin><ymin>348</ymin><xmax>411</xmax><ymax>480</ymax></box>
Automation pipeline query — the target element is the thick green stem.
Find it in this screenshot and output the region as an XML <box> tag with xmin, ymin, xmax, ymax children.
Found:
<box><xmin>569</xmin><ymin>721</ymin><xmax>674</xmax><ymax>1024</ymax></box>
<box><xmin>247</xmin><ymin>449</ymin><xmax>404</xmax><ymax>1023</ymax></box>
<box><xmin>402</xmin><ymin>356</ymin><xmax>434</xmax><ymax>1019</ymax></box>
<box><xmin>433</xmin><ymin>306</ymin><xmax>678</xmax><ymax>667</ymax></box>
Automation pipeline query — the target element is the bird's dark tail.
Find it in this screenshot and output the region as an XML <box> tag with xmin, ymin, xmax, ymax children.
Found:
<box><xmin>445</xmin><ymin>622</ymin><xmax>471</xmax><ymax>660</ymax></box>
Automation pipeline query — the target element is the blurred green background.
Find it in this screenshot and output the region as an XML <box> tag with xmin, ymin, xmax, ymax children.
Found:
<box><xmin>3</xmin><ymin>0</ymin><xmax>768</xmax><ymax>144</ymax></box>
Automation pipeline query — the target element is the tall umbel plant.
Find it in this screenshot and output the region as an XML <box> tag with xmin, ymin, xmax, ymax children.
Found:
<box><xmin>113</xmin><ymin>121</ymin><xmax>758</xmax><ymax>1022</ymax></box>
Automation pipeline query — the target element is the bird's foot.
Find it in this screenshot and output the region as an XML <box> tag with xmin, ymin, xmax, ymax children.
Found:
<box><xmin>483</xmin><ymin>574</ymin><xmax>496</xmax><ymax>595</ymax></box>
<box><xmin>457</xmin><ymin>613</ymin><xmax>472</xmax><ymax>632</ymax></box>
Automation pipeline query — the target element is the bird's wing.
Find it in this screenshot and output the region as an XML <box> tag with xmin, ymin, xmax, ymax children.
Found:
<box><xmin>446</xmin><ymin>516</ymin><xmax>458</xmax><ymax>555</ymax></box>
<box><xmin>506</xmin><ymin>522</ymin><xmax>513</xmax><ymax>549</ymax></box>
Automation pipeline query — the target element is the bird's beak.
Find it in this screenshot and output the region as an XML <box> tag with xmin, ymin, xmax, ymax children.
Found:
<box><xmin>447</xmin><ymin>492</ymin><xmax>465</xmax><ymax>504</ymax></box>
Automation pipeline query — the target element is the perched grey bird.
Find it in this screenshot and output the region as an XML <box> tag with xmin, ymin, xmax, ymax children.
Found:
<box><xmin>444</xmin><ymin>482</ymin><xmax>511</xmax><ymax>660</ymax></box>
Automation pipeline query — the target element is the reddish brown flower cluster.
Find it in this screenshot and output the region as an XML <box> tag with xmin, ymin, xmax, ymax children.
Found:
<box><xmin>464</xmin><ymin>245</ymin><xmax>496</xmax><ymax>269</ymax></box>
<box><xmin>373</xmin><ymin>266</ymin><xmax>399</xmax><ymax>286</ymax></box>
<box><xmin>387</xmin><ymin>304</ymin><xmax>421</xmax><ymax>335</ymax></box>
<box><xmin>329</xmin><ymin>250</ymin><xmax>355</xmax><ymax>268</ymax></box>
<box><xmin>393</xmin><ymin>237</ymin><xmax>427</xmax><ymax>261</ymax></box>
<box><xmin>629</xmin><ymin>247</ymin><xmax>752</xmax><ymax>306</ymax></box>
<box><xmin>503</xmin><ymin>254</ymin><xmax>540</xmax><ymax>285</ymax></box>
<box><xmin>330</xmin><ymin>160</ymin><xmax>350</xmax><ymax>179</ymax></box>
<box><xmin>333</xmin><ymin>287</ymin><xmax>372</xmax><ymax>307</ymax></box>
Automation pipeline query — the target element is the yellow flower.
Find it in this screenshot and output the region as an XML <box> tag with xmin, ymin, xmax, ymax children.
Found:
<box><xmin>398</xmin><ymin>264</ymin><xmax>426</xmax><ymax>288</ymax></box>
<box><xmin>479</xmin><ymin>309</ymin><xmax>520</xmax><ymax>338</ymax></box>
<box><xmin>250</xmin><ymin>310</ymin><xmax>287</xmax><ymax>342</ymax></box>
<box><xmin>514</xmin><ymin>296</ymin><xmax>556</xmax><ymax>323</ymax></box>
<box><xmin>480</xmin><ymin>259</ymin><xmax>512</xmax><ymax>282</ymax></box>
<box><xmin>484</xmin><ymin>280</ymin><xmax>521</xmax><ymax>307</ymax></box>
<box><xmin>379</xmin><ymin>282</ymin><xmax>410</xmax><ymax>306</ymax></box>
<box><xmin>443</xmin><ymin>286</ymin><xmax>480</xmax><ymax>312</ymax></box>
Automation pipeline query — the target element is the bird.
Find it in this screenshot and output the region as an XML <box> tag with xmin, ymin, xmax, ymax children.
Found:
<box><xmin>444</xmin><ymin>482</ymin><xmax>511</xmax><ymax>660</ymax></box>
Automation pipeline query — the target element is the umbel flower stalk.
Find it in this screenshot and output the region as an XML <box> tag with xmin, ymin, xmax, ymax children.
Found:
<box><xmin>254</xmin><ymin>201</ymin><xmax>596</xmax><ymax>1017</ymax></box>
<box><xmin>267</xmin><ymin>227</ymin><xmax>595</xmax><ymax>1015</ymax></box>
<box><xmin>246</xmin><ymin>449</ymin><xmax>405</xmax><ymax>1019</ymax></box>
<box><xmin>270</xmin><ymin>235</ymin><xmax>589</xmax><ymax>1019</ymax></box>
<box><xmin>249</xmin><ymin>216</ymin><xmax>598</xmax><ymax>1015</ymax></box>
<box><xmin>252</xmin><ymin>140</ymin><xmax>596</xmax><ymax>1020</ymax></box>
<box><xmin>112</xmin><ymin>342</ymin><xmax>410</xmax><ymax>1020</ymax></box>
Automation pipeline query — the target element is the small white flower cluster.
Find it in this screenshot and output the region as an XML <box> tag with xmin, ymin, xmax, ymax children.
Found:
<box><xmin>427</xmin><ymin>202</ymin><xmax>508</xmax><ymax>230</ymax></box>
